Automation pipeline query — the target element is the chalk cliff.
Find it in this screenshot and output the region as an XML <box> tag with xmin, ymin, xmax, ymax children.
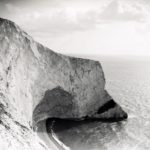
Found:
<box><xmin>0</xmin><ymin>18</ymin><xmax>127</xmax><ymax>149</ymax></box>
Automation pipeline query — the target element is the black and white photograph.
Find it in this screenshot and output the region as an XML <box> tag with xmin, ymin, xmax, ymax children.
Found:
<box><xmin>0</xmin><ymin>0</ymin><xmax>150</xmax><ymax>150</ymax></box>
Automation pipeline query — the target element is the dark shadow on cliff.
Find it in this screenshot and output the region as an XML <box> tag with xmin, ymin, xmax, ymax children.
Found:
<box><xmin>46</xmin><ymin>116</ymin><xmax>128</xmax><ymax>133</ymax></box>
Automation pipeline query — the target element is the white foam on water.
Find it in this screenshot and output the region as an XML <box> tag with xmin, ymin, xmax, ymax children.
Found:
<box><xmin>128</xmin><ymin>114</ymin><xmax>136</xmax><ymax>119</ymax></box>
<box><xmin>51</xmin><ymin>130</ymin><xmax>70</xmax><ymax>150</ymax></box>
<box><xmin>51</xmin><ymin>120</ymin><xmax>70</xmax><ymax>150</ymax></box>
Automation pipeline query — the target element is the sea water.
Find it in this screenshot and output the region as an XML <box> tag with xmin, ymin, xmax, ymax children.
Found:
<box><xmin>48</xmin><ymin>56</ymin><xmax>150</xmax><ymax>150</ymax></box>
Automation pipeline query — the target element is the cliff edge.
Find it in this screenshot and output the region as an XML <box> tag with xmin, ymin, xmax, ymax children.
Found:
<box><xmin>0</xmin><ymin>18</ymin><xmax>127</xmax><ymax>149</ymax></box>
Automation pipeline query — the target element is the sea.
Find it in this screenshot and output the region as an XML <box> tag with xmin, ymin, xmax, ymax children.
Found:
<box><xmin>48</xmin><ymin>56</ymin><xmax>150</xmax><ymax>150</ymax></box>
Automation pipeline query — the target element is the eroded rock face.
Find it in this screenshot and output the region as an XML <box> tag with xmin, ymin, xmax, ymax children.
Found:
<box><xmin>0</xmin><ymin>18</ymin><xmax>127</xmax><ymax>149</ymax></box>
<box><xmin>33</xmin><ymin>86</ymin><xmax>74</xmax><ymax>124</ymax></box>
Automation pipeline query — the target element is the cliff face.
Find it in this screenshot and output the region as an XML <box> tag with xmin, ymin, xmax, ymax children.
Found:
<box><xmin>0</xmin><ymin>18</ymin><xmax>127</xmax><ymax>149</ymax></box>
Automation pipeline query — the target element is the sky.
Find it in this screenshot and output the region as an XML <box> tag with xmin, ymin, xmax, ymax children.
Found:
<box><xmin>0</xmin><ymin>0</ymin><xmax>150</xmax><ymax>56</ymax></box>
